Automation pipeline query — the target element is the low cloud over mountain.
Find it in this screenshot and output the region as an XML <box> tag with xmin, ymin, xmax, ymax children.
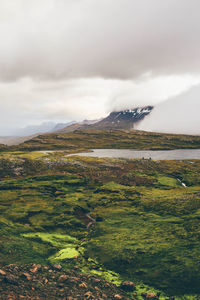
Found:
<box><xmin>136</xmin><ymin>85</ymin><xmax>200</xmax><ymax>135</ymax></box>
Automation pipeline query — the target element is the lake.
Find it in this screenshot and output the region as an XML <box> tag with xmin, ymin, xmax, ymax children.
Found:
<box><xmin>69</xmin><ymin>149</ymin><xmax>200</xmax><ymax>160</ymax></box>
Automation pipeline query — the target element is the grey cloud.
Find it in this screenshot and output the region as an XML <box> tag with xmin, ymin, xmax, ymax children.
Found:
<box><xmin>0</xmin><ymin>0</ymin><xmax>200</xmax><ymax>81</ymax></box>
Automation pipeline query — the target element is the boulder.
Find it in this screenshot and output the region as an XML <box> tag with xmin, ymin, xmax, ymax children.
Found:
<box><xmin>120</xmin><ymin>281</ymin><xmax>136</xmax><ymax>292</ymax></box>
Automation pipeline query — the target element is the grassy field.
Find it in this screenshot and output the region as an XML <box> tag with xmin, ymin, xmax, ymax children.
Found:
<box><xmin>6</xmin><ymin>129</ymin><xmax>200</xmax><ymax>151</ymax></box>
<box><xmin>0</xmin><ymin>148</ymin><xmax>200</xmax><ymax>299</ymax></box>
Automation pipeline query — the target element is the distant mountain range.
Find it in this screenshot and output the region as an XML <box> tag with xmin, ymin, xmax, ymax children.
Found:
<box><xmin>12</xmin><ymin>121</ymin><xmax>74</xmax><ymax>137</ymax></box>
<box><xmin>0</xmin><ymin>106</ymin><xmax>153</xmax><ymax>145</ymax></box>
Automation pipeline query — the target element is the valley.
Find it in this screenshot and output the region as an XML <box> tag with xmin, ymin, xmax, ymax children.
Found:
<box><xmin>0</xmin><ymin>129</ymin><xmax>200</xmax><ymax>299</ymax></box>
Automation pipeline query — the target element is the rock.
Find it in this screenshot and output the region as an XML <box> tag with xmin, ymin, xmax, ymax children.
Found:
<box><xmin>71</xmin><ymin>276</ymin><xmax>79</xmax><ymax>282</ymax></box>
<box><xmin>84</xmin><ymin>291</ymin><xmax>95</xmax><ymax>299</ymax></box>
<box><xmin>4</xmin><ymin>275</ymin><xmax>18</xmax><ymax>285</ymax></box>
<box><xmin>120</xmin><ymin>281</ymin><xmax>136</xmax><ymax>292</ymax></box>
<box><xmin>21</xmin><ymin>272</ymin><xmax>31</xmax><ymax>281</ymax></box>
<box><xmin>0</xmin><ymin>269</ymin><xmax>6</xmax><ymax>276</ymax></box>
<box><xmin>53</xmin><ymin>264</ymin><xmax>62</xmax><ymax>271</ymax></box>
<box><xmin>30</xmin><ymin>264</ymin><xmax>41</xmax><ymax>273</ymax></box>
<box><xmin>114</xmin><ymin>295</ymin><xmax>123</xmax><ymax>299</ymax></box>
<box><xmin>43</xmin><ymin>278</ymin><xmax>48</xmax><ymax>284</ymax></box>
<box><xmin>146</xmin><ymin>293</ymin><xmax>159</xmax><ymax>299</ymax></box>
<box><xmin>92</xmin><ymin>278</ymin><xmax>101</xmax><ymax>283</ymax></box>
<box><xmin>58</xmin><ymin>275</ymin><xmax>69</xmax><ymax>282</ymax></box>
<box><xmin>79</xmin><ymin>282</ymin><xmax>88</xmax><ymax>288</ymax></box>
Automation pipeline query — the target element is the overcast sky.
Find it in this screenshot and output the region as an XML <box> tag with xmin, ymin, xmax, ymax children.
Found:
<box><xmin>0</xmin><ymin>0</ymin><xmax>200</xmax><ymax>135</ymax></box>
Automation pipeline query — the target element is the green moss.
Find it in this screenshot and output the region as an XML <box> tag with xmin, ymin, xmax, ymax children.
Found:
<box><xmin>156</xmin><ymin>175</ymin><xmax>180</xmax><ymax>187</ymax></box>
<box><xmin>22</xmin><ymin>232</ymin><xmax>78</xmax><ymax>247</ymax></box>
<box><xmin>49</xmin><ymin>247</ymin><xmax>79</xmax><ymax>261</ymax></box>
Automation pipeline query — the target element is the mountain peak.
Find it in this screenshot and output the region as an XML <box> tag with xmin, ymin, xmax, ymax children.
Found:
<box><xmin>90</xmin><ymin>106</ymin><xmax>153</xmax><ymax>130</ymax></box>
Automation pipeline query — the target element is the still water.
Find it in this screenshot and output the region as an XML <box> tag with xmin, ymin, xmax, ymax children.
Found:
<box><xmin>70</xmin><ymin>149</ymin><xmax>200</xmax><ymax>160</ymax></box>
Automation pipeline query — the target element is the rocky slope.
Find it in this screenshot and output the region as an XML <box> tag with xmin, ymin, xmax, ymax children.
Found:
<box><xmin>0</xmin><ymin>264</ymin><xmax>136</xmax><ymax>300</ymax></box>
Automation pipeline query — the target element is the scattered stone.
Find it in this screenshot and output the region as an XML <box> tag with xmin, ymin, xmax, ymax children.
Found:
<box><xmin>0</xmin><ymin>264</ymin><xmax>130</xmax><ymax>299</ymax></box>
<box><xmin>30</xmin><ymin>264</ymin><xmax>41</xmax><ymax>273</ymax></box>
<box><xmin>92</xmin><ymin>278</ymin><xmax>101</xmax><ymax>283</ymax></box>
<box><xmin>43</xmin><ymin>278</ymin><xmax>48</xmax><ymax>284</ymax></box>
<box><xmin>21</xmin><ymin>272</ymin><xmax>31</xmax><ymax>281</ymax></box>
<box><xmin>114</xmin><ymin>294</ymin><xmax>123</xmax><ymax>299</ymax></box>
<box><xmin>105</xmin><ymin>282</ymin><xmax>111</xmax><ymax>287</ymax></box>
<box><xmin>146</xmin><ymin>293</ymin><xmax>159</xmax><ymax>299</ymax></box>
<box><xmin>79</xmin><ymin>282</ymin><xmax>88</xmax><ymax>288</ymax></box>
<box><xmin>120</xmin><ymin>281</ymin><xmax>136</xmax><ymax>292</ymax></box>
<box><xmin>58</xmin><ymin>274</ymin><xmax>69</xmax><ymax>282</ymax></box>
<box><xmin>84</xmin><ymin>291</ymin><xmax>94</xmax><ymax>299</ymax></box>
<box><xmin>4</xmin><ymin>275</ymin><xmax>18</xmax><ymax>285</ymax></box>
<box><xmin>0</xmin><ymin>269</ymin><xmax>6</xmax><ymax>276</ymax></box>
<box><xmin>53</xmin><ymin>264</ymin><xmax>62</xmax><ymax>271</ymax></box>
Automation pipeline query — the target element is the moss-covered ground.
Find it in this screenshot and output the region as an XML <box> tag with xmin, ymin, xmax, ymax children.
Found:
<box><xmin>0</xmin><ymin>150</ymin><xmax>200</xmax><ymax>299</ymax></box>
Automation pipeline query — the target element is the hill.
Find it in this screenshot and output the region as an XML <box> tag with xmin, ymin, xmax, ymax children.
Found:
<box><xmin>10</xmin><ymin>129</ymin><xmax>200</xmax><ymax>152</ymax></box>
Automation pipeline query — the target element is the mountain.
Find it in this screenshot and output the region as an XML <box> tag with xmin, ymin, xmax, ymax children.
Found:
<box><xmin>56</xmin><ymin>119</ymin><xmax>102</xmax><ymax>133</ymax></box>
<box><xmin>50</xmin><ymin>121</ymin><xmax>76</xmax><ymax>132</ymax></box>
<box><xmin>13</xmin><ymin>122</ymin><xmax>57</xmax><ymax>136</ymax></box>
<box><xmin>87</xmin><ymin>106</ymin><xmax>153</xmax><ymax>130</ymax></box>
<box><xmin>8</xmin><ymin>121</ymin><xmax>76</xmax><ymax>138</ymax></box>
<box><xmin>55</xmin><ymin>106</ymin><xmax>153</xmax><ymax>133</ymax></box>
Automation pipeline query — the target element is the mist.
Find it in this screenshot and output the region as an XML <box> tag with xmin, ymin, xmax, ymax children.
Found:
<box><xmin>136</xmin><ymin>85</ymin><xmax>200</xmax><ymax>135</ymax></box>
